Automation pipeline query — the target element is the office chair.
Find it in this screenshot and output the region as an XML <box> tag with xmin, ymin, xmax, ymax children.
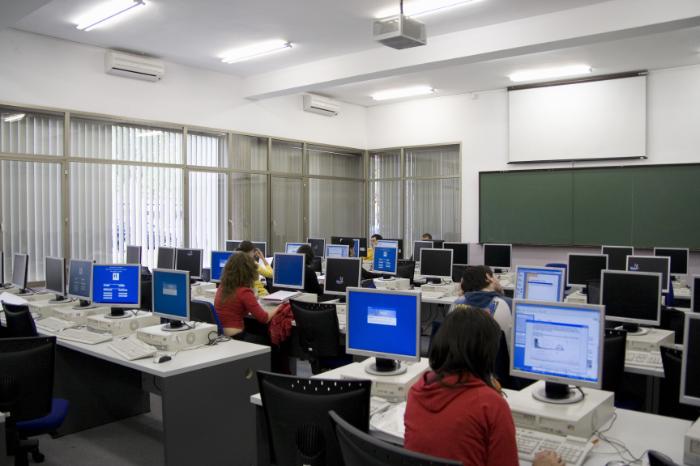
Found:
<box><xmin>190</xmin><ymin>299</ymin><xmax>223</xmax><ymax>334</ymax></box>
<box><xmin>329</xmin><ymin>410</ymin><xmax>461</xmax><ymax>466</ymax></box>
<box><xmin>140</xmin><ymin>277</ymin><xmax>152</xmax><ymax>312</ymax></box>
<box><xmin>0</xmin><ymin>336</ymin><xmax>69</xmax><ymax>466</ymax></box>
<box><xmin>2</xmin><ymin>303</ymin><xmax>37</xmax><ymax>338</ymax></box>
<box><xmin>257</xmin><ymin>371</ymin><xmax>371</xmax><ymax>466</ymax></box>
<box><xmin>648</xmin><ymin>450</ymin><xmax>680</xmax><ymax>466</ymax></box>
<box><xmin>602</xmin><ymin>329</ymin><xmax>627</xmax><ymax>393</ymax></box>
<box><xmin>660</xmin><ymin>308</ymin><xmax>686</xmax><ymax>344</ymax></box>
<box><xmin>289</xmin><ymin>300</ymin><xmax>351</xmax><ymax>374</ymax></box>
<box><xmin>451</xmin><ymin>265</ymin><xmax>466</xmax><ymax>283</ymax></box>
<box><xmin>396</xmin><ymin>260</ymin><xmax>416</xmax><ymax>284</ymax></box>
<box><xmin>659</xmin><ymin>346</ymin><xmax>700</xmax><ymax>420</ymax></box>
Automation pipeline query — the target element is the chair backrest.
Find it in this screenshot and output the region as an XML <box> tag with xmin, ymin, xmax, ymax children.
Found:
<box><xmin>648</xmin><ymin>450</ymin><xmax>680</xmax><ymax>466</ymax></box>
<box><xmin>140</xmin><ymin>277</ymin><xmax>152</xmax><ymax>311</ymax></box>
<box><xmin>451</xmin><ymin>264</ymin><xmax>467</xmax><ymax>283</ymax></box>
<box><xmin>660</xmin><ymin>308</ymin><xmax>686</xmax><ymax>345</ymax></box>
<box><xmin>190</xmin><ymin>299</ymin><xmax>222</xmax><ymax>334</ymax></box>
<box><xmin>258</xmin><ymin>371</ymin><xmax>371</xmax><ymax>466</ymax></box>
<box><xmin>0</xmin><ymin>336</ymin><xmax>55</xmax><ymax>421</ymax></box>
<box><xmin>658</xmin><ymin>345</ymin><xmax>699</xmax><ymax>420</ymax></box>
<box><xmin>586</xmin><ymin>279</ymin><xmax>601</xmax><ymax>305</ymax></box>
<box><xmin>329</xmin><ymin>410</ymin><xmax>460</xmax><ymax>466</ymax></box>
<box><xmin>2</xmin><ymin>302</ymin><xmax>37</xmax><ymax>337</ymax></box>
<box><xmin>290</xmin><ymin>300</ymin><xmax>341</xmax><ymax>359</ymax></box>
<box><xmin>396</xmin><ymin>260</ymin><xmax>415</xmax><ymax>283</ymax></box>
<box><xmin>602</xmin><ymin>328</ymin><xmax>627</xmax><ymax>392</ymax></box>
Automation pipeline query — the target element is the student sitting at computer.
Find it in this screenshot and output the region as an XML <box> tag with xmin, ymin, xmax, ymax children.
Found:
<box><xmin>453</xmin><ymin>265</ymin><xmax>512</xmax><ymax>339</ymax></box>
<box><xmin>365</xmin><ymin>233</ymin><xmax>383</xmax><ymax>262</ymax></box>
<box><xmin>421</xmin><ymin>232</ymin><xmax>432</xmax><ymax>241</ymax></box>
<box><xmin>296</xmin><ymin>244</ymin><xmax>323</xmax><ymax>295</ymax></box>
<box><xmin>236</xmin><ymin>240</ymin><xmax>272</xmax><ymax>297</ymax></box>
<box><xmin>404</xmin><ymin>305</ymin><xmax>563</xmax><ymax>466</ymax></box>
<box><xmin>214</xmin><ymin>253</ymin><xmax>280</xmax><ymax>337</ymax></box>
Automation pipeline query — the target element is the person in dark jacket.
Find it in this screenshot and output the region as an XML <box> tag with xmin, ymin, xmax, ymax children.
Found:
<box><xmin>296</xmin><ymin>244</ymin><xmax>323</xmax><ymax>295</ymax></box>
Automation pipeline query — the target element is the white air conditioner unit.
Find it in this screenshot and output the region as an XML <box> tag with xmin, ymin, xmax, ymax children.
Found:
<box><xmin>105</xmin><ymin>50</ymin><xmax>164</xmax><ymax>82</ymax></box>
<box><xmin>302</xmin><ymin>94</ymin><xmax>340</xmax><ymax>117</ymax></box>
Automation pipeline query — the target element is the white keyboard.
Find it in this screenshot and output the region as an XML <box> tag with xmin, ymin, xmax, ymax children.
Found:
<box><xmin>57</xmin><ymin>328</ymin><xmax>112</xmax><ymax>345</ymax></box>
<box><xmin>36</xmin><ymin>317</ymin><xmax>78</xmax><ymax>333</ymax></box>
<box><xmin>420</xmin><ymin>291</ymin><xmax>445</xmax><ymax>300</ymax></box>
<box><xmin>625</xmin><ymin>350</ymin><xmax>662</xmax><ymax>367</ymax></box>
<box><xmin>516</xmin><ymin>427</ymin><xmax>594</xmax><ymax>466</ymax></box>
<box><xmin>108</xmin><ymin>336</ymin><xmax>158</xmax><ymax>360</ymax></box>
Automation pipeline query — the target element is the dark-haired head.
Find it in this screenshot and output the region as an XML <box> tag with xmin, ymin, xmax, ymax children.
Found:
<box><xmin>296</xmin><ymin>244</ymin><xmax>315</xmax><ymax>265</ymax></box>
<box><xmin>236</xmin><ymin>240</ymin><xmax>255</xmax><ymax>253</ymax></box>
<box><xmin>371</xmin><ymin>234</ymin><xmax>383</xmax><ymax>241</ymax></box>
<box><xmin>429</xmin><ymin>305</ymin><xmax>501</xmax><ymax>390</ymax></box>
<box><xmin>220</xmin><ymin>252</ymin><xmax>257</xmax><ymax>300</ymax></box>
<box><xmin>460</xmin><ymin>265</ymin><xmax>493</xmax><ymax>293</ymax></box>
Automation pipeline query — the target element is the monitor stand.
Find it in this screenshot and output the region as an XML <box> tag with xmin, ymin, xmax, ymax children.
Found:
<box><xmin>73</xmin><ymin>299</ymin><xmax>96</xmax><ymax>310</ymax></box>
<box><xmin>364</xmin><ymin>357</ymin><xmax>407</xmax><ymax>376</ymax></box>
<box><xmin>105</xmin><ymin>308</ymin><xmax>130</xmax><ymax>319</ymax></box>
<box><xmin>1</xmin><ymin>283</ymin><xmax>12</xmax><ymax>289</ymax></box>
<box><xmin>617</xmin><ymin>323</ymin><xmax>649</xmax><ymax>336</ymax></box>
<box><xmin>17</xmin><ymin>288</ymin><xmax>34</xmax><ymax>296</ymax></box>
<box><xmin>424</xmin><ymin>277</ymin><xmax>442</xmax><ymax>284</ymax></box>
<box><xmin>532</xmin><ymin>381</ymin><xmax>584</xmax><ymax>405</ymax></box>
<box><xmin>48</xmin><ymin>294</ymin><xmax>72</xmax><ymax>304</ymax></box>
<box><xmin>162</xmin><ymin>320</ymin><xmax>187</xmax><ymax>332</ymax></box>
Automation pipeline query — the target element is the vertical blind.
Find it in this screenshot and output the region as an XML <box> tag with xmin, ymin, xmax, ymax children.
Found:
<box><xmin>189</xmin><ymin>171</ymin><xmax>227</xmax><ymax>267</ymax></box>
<box><xmin>0</xmin><ymin>110</ymin><xmax>63</xmax><ymax>156</ymax></box>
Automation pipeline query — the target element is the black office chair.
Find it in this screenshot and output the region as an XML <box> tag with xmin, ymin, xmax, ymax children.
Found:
<box><xmin>329</xmin><ymin>410</ymin><xmax>460</xmax><ymax>466</ymax></box>
<box><xmin>190</xmin><ymin>299</ymin><xmax>223</xmax><ymax>334</ymax></box>
<box><xmin>451</xmin><ymin>265</ymin><xmax>466</xmax><ymax>283</ymax></box>
<box><xmin>257</xmin><ymin>371</ymin><xmax>371</xmax><ymax>466</ymax></box>
<box><xmin>0</xmin><ymin>336</ymin><xmax>69</xmax><ymax>466</ymax></box>
<box><xmin>648</xmin><ymin>450</ymin><xmax>680</xmax><ymax>466</ymax></box>
<box><xmin>586</xmin><ymin>279</ymin><xmax>601</xmax><ymax>305</ymax></box>
<box><xmin>2</xmin><ymin>303</ymin><xmax>37</xmax><ymax>337</ymax></box>
<box><xmin>602</xmin><ymin>328</ymin><xmax>627</xmax><ymax>393</ymax></box>
<box><xmin>660</xmin><ymin>308</ymin><xmax>686</xmax><ymax>345</ymax></box>
<box><xmin>289</xmin><ymin>300</ymin><xmax>351</xmax><ymax>374</ymax></box>
<box><xmin>396</xmin><ymin>260</ymin><xmax>416</xmax><ymax>284</ymax></box>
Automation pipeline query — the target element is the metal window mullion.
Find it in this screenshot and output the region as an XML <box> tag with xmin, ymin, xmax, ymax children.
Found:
<box><xmin>62</xmin><ymin>112</ymin><xmax>70</xmax><ymax>260</ymax></box>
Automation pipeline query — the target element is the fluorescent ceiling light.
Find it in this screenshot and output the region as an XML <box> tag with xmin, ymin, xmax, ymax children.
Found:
<box><xmin>375</xmin><ymin>0</ymin><xmax>484</xmax><ymax>19</ymax></box>
<box><xmin>136</xmin><ymin>130</ymin><xmax>163</xmax><ymax>138</ymax></box>
<box><xmin>508</xmin><ymin>64</ymin><xmax>592</xmax><ymax>83</ymax></box>
<box><xmin>76</xmin><ymin>0</ymin><xmax>146</xmax><ymax>31</ymax></box>
<box><xmin>220</xmin><ymin>40</ymin><xmax>292</xmax><ymax>64</ymax></box>
<box><xmin>371</xmin><ymin>86</ymin><xmax>435</xmax><ymax>101</ymax></box>
<box><xmin>3</xmin><ymin>113</ymin><xmax>26</xmax><ymax>123</ymax></box>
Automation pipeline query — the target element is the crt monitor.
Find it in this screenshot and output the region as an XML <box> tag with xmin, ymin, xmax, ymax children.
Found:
<box><xmin>68</xmin><ymin>259</ymin><xmax>93</xmax><ymax>307</ymax></box>
<box><xmin>92</xmin><ymin>264</ymin><xmax>141</xmax><ymax>317</ymax></box>
<box><xmin>626</xmin><ymin>255</ymin><xmax>670</xmax><ymax>292</ymax></box>
<box><xmin>372</xmin><ymin>246</ymin><xmax>398</xmax><ymax>276</ymax></box>
<box><xmin>307</xmin><ymin>238</ymin><xmax>326</xmax><ymax>258</ymax></box>
<box><xmin>326</xmin><ymin>244</ymin><xmax>349</xmax><ymax>258</ymax></box>
<box><xmin>443</xmin><ymin>242</ymin><xmax>469</xmax><ymax>266</ymax></box>
<box><xmin>510</xmin><ymin>300</ymin><xmax>604</xmax><ymax>404</ymax></box>
<box><xmin>152</xmin><ymin>269</ymin><xmax>191</xmax><ymax>330</ymax></box>
<box><xmin>692</xmin><ymin>275</ymin><xmax>699</xmax><ymax>313</ymax></box>
<box><xmin>346</xmin><ymin>288</ymin><xmax>421</xmax><ymax>375</ymax></box>
<box><xmin>45</xmin><ymin>256</ymin><xmax>66</xmax><ymax>302</ymax></box>
<box><xmin>653</xmin><ymin>247</ymin><xmax>689</xmax><ymax>276</ymax></box>
<box><xmin>514</xmin><ymin>266</ymin><xmax>565</xmax><ymax>302</ymax></box>
<box><xmin>419</xmin><ymin>248</ymin><xmax>453</xmax><ymax>279</ymax></box>
<box><xmin>272</xmin><ymin>253</ymin><xmax>305</xmax><ymax>290</ymax></box>
<box><xmin>126</xmin><ymin>245</ymin><xmax>142</xmax><ymax>265</ymax></box>
<box><xmin>225</xmin><ymin>240</ymin><xmax>242</xmax><ymax>252</ymax></box>
<box><xmin>567</xmin><ymin>254</ymin><xmax>608</xmax><ymax>287</ymax></box>
<box><xmin>157</xmin><ymin>247</ymin><xmax>176</xmax><ymax>269</ymax></box>
<box><xmin>285</xmin><ymin>242</ymin><xmax>309</xmax><ymax>254</ymax></box>
<box><xmin>601</xmin><ymin>245</ymin><xmax>634</xmax><ymax>271</ymax></box>
<box><xmin>11</xmin><ymin>253</ymin><xmax>29</xmax><ymax>293</ymax></box>
<box><xmin>601</xmin><ymin>270</ymin><xmax>661</xmax><ymax>333</ymax></box>
<box><xmin>175</xmin><ymin>248</ymin><xmax>203</xmax><ymax>280</ymax></box>
<box><xmin>412</xmin><ymin>240</ymin><xmax>433</xmax><ymax>262</ymax></box>
<box><xmin>210</xmin><ymin>250</ymin><xmax>234</xmax><ymax>283</ymax></box>
<box><xmin>483</xmin><ymin>244</ymin><xmax>512</xmax><ymax>270</ymax></box>
<box><xmin>680</xmin><ymin>313</ymin><xmax>700</xmax><ymax>407</ymax></box>
<box><xmin>324</xmin><ymin>257</ymin><xmax>362</xmax><ymax>296</ymax></box>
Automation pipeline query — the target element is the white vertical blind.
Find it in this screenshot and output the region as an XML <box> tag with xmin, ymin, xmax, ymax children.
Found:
<box><xmin>0</xmin><ymin>110</ymin><xmax>63</xmax><ymax>156</ymax></box>
<box><xmin>308</xmin><ymin>179</ymin><xmax>363</xmax><ymax>240</ymax></box>
<box><xmin>188</xmin><ymin>132</ymin><xmax>227</xmax><ymax>167</ymax></box>
<box><xmin>271</xmin><ymin>177</ymin><xmax>303</xmax><ymax>252</ymax></box>
<box><xmin>189</xmin><ymin>171</ymin><xmax>228</xmax><ymax>267</ymax></box>
<box><xmin>231</xmin><ymin>173</ymin><xmax>268</xmax><ymax>242</ymax></box>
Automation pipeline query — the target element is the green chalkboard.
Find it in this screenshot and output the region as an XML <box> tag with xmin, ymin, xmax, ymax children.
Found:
<box><xmin>479</xmin><ymin>164</ymin><xmax>700</xmax><ymax>249</ymax></box>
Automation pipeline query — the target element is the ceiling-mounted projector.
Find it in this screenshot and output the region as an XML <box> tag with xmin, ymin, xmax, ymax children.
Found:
<box><xmin>373</xmin><ymin>14</ymin><xmax>426</xmax><ymax>49</ymax></box>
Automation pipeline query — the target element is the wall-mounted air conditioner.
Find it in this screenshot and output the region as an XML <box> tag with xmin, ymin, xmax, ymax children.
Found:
<box><xmin>302</xmin><ymin>94</ymin><xmax>340</xmax><ymax>117</ymax></box>
<box><xmin>105</xmin><ymin>50</ymin><xmax>164</xmax><ymax>82</ymax></box>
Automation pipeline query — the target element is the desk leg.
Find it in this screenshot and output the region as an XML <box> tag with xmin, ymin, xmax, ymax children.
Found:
<box><xmin>255</xmin><ymin>405</ymin><xmax>271</xmax><ymax>466</ymax></box>
<box><xmin>0</xmin><ymin>415</ymin><xmax>7</xmax><ymax>466</ymax></box>
<box><xmin>159</xmin><ymin>352</ymin><xmax>269</xmax><ymax>466</ymax></box>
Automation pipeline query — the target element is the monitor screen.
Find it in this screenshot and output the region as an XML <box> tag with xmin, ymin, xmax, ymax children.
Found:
<box><xmin>252</xmin><ymin>241</ymin><xmax>267</xmax><ymax>257</ymax></box>
<box><xmin>653</xmin><ymin>247</ymin><xmax>689</xmax><ymax>275</ymax></box>
<box><xmin>413</xmin><ymin>241</ymin><xmax>433</xmax><ymax>261</ymax></box>
<box><xmin>210</xmin><ymin>250</ymin><xmax>234</xmax><ymax>283</ymax></box>
<box><xmin>376</xmin><ymin>240</ymin><xmax>399</xmax><ymax>249</ymax></box>
<box><xmin>567</xmin><ymin>254</ymin><xmax>608</xmax><ymax>287</ymax></box>
<box><xmin>346</xmin><ymin>288</ymin><xmax>420</xmax><ymax>362</ymax></box>
<box><xmin>126</xmin><ymin>245</ymin><xmax>142</xmax><ymax>265</ymax></box>
<box><xmin>45</xmin><ymin>257</ymin><xmax>65</xmax><ymax>296</ymax></box>
<box><xmin>11</xmin><ymin>253</ymin><xmax>28</xmax><ymax>290</ymax></box>
<box><xmin>681</xmin><ymin>314</ymin><xmax>700</xmax><ymax>407</ymax></box>
<box><xmin>152</xmin><ymin>269</ymin><xmax>190</xmax><ymax>322</ymax></box>
<box><xmin>601</xmin><ymin>270</ymin><xmax>661</xmax><ymax>326</ymax></box>
<box><xmin>273</xmin><ymin>253</ymin><xmax>305</xmax><ymax>289</ymax></box>
<box><xmin>331</xmin><ymin>237</ymin><xmax>368</xmax><ymax>257</ymax></box>
<box><xmin>326</xmin><ymin>244</ymin><xmax>349</xmax><ymax>258</ymax></box>
<box><xmin>307</xmin><ymin>238</ymin><xmax>326</xmax><ymax>258</ymax></box>
<box><xmin>484</xmin><ymin>244</ymin><xmax>512</xmax><ymax>269</ymax></box>
<box><xmin>324</xmin><ymin>257</ymin><xmax>362</xmax><ymax>296</ymax></box>
<box><xmin>419</xmin><ymin>248</ymin><xmax>453</xmax><ymax>279</ymax></box>
<box><xmin>443</xmin><ymin>242</ymin><xmax>469</xmax><ymax>265</ymax></box>
<box><xmin>373</xmin><ymin>246</ymin><xmax>398</xmax><ymax>275</ymax></box>
<box><xmin>225</xmin><ymin>240</ymin><xmax>242</xmax><ymax>252</ymax></box>
<box><xmin>511</xmin><ymin>300</ymin><xmax>604</xmax><ymax>388</ymax></box>
<box><xmin>285</xmin><ymin>242</ymin><xmax>309</xmax><ymax>254</ymax></box>
<box><xmin>92</xmin><ymin>264</ymin><xmax>141</xmax><ymax>308</ymax></box>
<box><xmin>68</xmin><ymin>259</ymin><xmax>93</xmax><ymax>300</ymax></box>
<box><xmin>692</xmin><ymin>276</ymin><xmax>699</xmax><ymax>313</ymax></box>
<box><xmin>626</xmin><ymin>255</ymin><xmax>670</xmax><ymax>292</ymax></box>
<box><xmin>601</xmin><ymin>246</ymin><xmax>633</xmax><ymax>271</ymax></box>
<box><xmin>175</xmin><ymin>248</ymin><xmax>203</xmax><ymax>279</ymax></box>
<box><xmin>157</xmin><ymin>247</ymin><xmax>176</xmax><ymax>269</ymax></box>
<box><xmin>514</xmin><ymin>266</ymin><xmax>565</xmax><ymax>302</ymax></box>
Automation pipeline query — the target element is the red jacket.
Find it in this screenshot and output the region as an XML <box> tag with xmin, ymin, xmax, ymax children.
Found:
<box><xmin>404</xmin><ymin>372</ymin><xmax>518</xmax><ymax>466</ymax></box>
<box><xmin>214</xmin><ymin>286</ymin><xmax>268</xmax><ymax>330</ymax></box>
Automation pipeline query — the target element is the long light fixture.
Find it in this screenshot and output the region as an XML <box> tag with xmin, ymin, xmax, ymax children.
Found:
<box><xmin>2</xmin><ymin>113</ymin><xmax>26</xmax><ymax>123</ymax></box>
<box><xmin>371</xmin><ymin>85</ymin><xmax>435</xmax><ymax>101</ymax></box>
<box><xmin>220</xmin><ymin>40</ymin><xmax>293</xmax><ymax>64</ymax></box>
<box><xmin>375</xmin><ymin>0</ymin><xmax>484</xmax><ymax>19</ymax></box>
<box><xmin>76</xmin><ymin>0</ymin><xmax>146</xmax><ymax>31</ymax></box>
<box><xmin>508</xmin><ymin>64</ymin><xmax>592</xmax><ymax>83</ymax></box>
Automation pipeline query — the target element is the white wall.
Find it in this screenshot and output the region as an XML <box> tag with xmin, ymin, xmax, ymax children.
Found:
<box><xmin>366</xmin><ymin>64</ymin><xmax>700</xmax><ymax>274</ymax></box>
<box><xmin>0</xmin><ymin>29</ymin><xmax>367</xmax><ymax>149</ymax></box>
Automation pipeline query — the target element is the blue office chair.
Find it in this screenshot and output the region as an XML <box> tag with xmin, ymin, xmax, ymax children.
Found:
<box><xmin>190</xmin><ymin>299</ymin><xmax>223</xmax><ymax>334</ymax></box>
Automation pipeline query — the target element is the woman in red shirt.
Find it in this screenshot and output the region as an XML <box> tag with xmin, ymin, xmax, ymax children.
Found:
<box><xmin>404</xmin><ymin>305</ymin><xmax>563</xmax><ymax>466</ymax></box>
<box><xmin>214</xmin><ymin>252</ymin><xmax>279</xmax><ymax>337</ymax></box>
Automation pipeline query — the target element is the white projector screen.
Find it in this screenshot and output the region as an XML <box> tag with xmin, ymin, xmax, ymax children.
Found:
<box><xmin>508</xmin><ymin>75</ymin><xmax>647</xmax><ymax>163</ymax></box>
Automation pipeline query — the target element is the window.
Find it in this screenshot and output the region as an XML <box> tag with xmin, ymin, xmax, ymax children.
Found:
<box><xmin>0</xmin><ymin>108</ymin><xmax>63</xmax><ymax>156</ymax></box>
<box><xmin>231</xmin><ymin>173</ymin><xmax>268</xmax><ymax>243</ymax></box>
<box><xmin>189</xmin><ymin>171</ymin><xmax>227</xmax><ymax>267</ymax></box>
<box><xmin>188</xmin><ymin>131</ymin><xmax>227</xmax><ymax>167</ymax></box>
<box><xmin>270</xmin><ymin>139</ymin><xmax>302</xmax><ymax>174</ymax></box>
<box><xmin>232</xmin><ymin>134</ymin><xmax>267</xmax><ymax>171</ymax></box>
<box><xmin>271</xmin><ymin>177</ymin><xmax>303</xmax><ymax>253</ymax></box>
<box><xmin>308</xmin><ymin>179</ymin><xmax>364</xmax><ymax>240</ymax></box>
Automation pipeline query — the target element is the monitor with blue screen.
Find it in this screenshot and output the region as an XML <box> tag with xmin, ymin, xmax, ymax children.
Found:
<box><xmin>325</xmin><ymin>244</ymin><xmax>349</xmax><ymax>258</ymax></box>
<box><xmin>273</xmin><ymin>253</ymin><xmax>305</xmax><ymax>290</ymax></box>
<box><xmin>152</xmin><ymin>269</ymin><xmax>190</xmax><ymax>330</ymax></box>
<box><xmin>346</xmin><ymin>287</ymin><xmax>421</xmax><ymax>375</ymax></box>
<box><xmin>92</xmin><ymin>264</ymin><xmax>141</xmax><ymax>317</ymax></box>
<box><xmin>376</xmin><ymin>239</ymin><xmax>399</xmax><ymax>249</ymax></box>
<box><xmin>68</xmin><ymin>259</ymin><xmax>94</xmax><ymax>308</ymax></box>
<box><xmin>514</xmin><ymin>266</ymin><xmax>565</xmax><ymax>302</ymax></box>
<box><xmin>285</xmin><ymin>242</ymin><xmax>309</xmax><ymax>254</ymax></box>
<box><xmin>510</xmin><ymin>299</ymin><xmax>604</xmax><ymax>404</ymax></box>
<box><xmin>210</xmin><ymin>250</ymin><xmax>233</xmax><ymax>283</ymax></box>
<box><xmin>373</xmin><ymin>246</ymin><xmax>398</xmax><ymax>275</ymax></box>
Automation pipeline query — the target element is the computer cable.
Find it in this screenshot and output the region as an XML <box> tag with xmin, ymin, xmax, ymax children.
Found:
<box><xmin>592</xmin><ymin>413</ymin><xmax>647</xmax><ymax>464</ymax></box>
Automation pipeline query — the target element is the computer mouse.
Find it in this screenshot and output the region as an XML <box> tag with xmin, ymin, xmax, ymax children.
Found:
<box><xmin>153</xmin><ymin>355</ymin><xmax>172</xmax><ymax>364</ymax></box>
